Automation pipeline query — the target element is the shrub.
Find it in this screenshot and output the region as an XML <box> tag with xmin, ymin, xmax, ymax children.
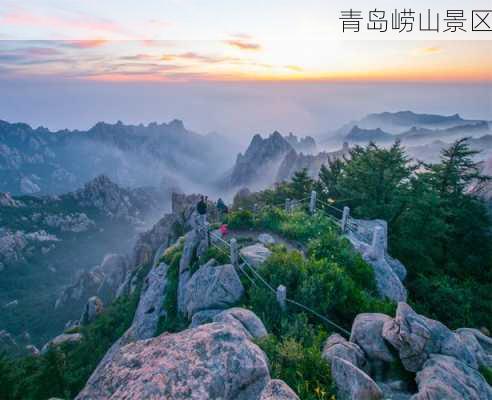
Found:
<box><xmin>258</xmin><ymin>334</ymin><xmax>335</xmax><ymax>400</ymax></box>
<box><xmin>226</xmin><ymin>210</ymin><xmax>254</xmax><ymax>230</ymax></box>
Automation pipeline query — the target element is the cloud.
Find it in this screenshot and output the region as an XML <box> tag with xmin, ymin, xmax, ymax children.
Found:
<box><xmin>285</xmin><ymin>65</ymin><xmax>303</xmax><ymax>72</ymax></box>
<box><xmin>1</xmin><ymin>8</ymin><xmax>130</xmax><ymax>39</ymax></box>
<box><xmin>161</xmin><ymin>52</ymin><xmax>240</xmax><ymax>64</ymax></box>
<box><xmin>226</xmin><ymin>39</ymin><xmax>261</xmax><ymax>51</ymax></box>
<box><xmin>62</xmin><ymin>40</ymin><xmax>108</xmax><ymax>49</ymax></box>
<box><xmin>414</xmin><ymin>46</ymin><xmax>442</xmax><ymax>55</ymax></box>
<box><xmin>0</xmin><ymin>46</ymin><xmax>64</xmax><ymax>65</ymax></box>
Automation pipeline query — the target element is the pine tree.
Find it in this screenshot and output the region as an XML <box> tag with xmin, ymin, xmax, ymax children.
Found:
<box><xmin>290</xmin><ymin>168</ymin><xmax>314</xmax><ymax>200</ymax></box>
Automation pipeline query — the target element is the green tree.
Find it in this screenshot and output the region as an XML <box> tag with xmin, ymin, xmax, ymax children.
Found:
<box><xmin>316</xmin><ymin>158</ymin><xmax>345</xmax><ymax>202</ymax></box>
<box><xmin>336</xmin><ymin>141</ymin><xmax>413</xmax><ymax>225</ymax></box>
<box><xmin>290</xmin><ymin>168</ymin><xmax>314</xmax><ymax>200</ymax></box>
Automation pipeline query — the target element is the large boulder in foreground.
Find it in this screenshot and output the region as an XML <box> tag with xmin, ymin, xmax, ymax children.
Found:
<box><xmin>412</xmin><ymin>354</ymin><xmax>492</xmax><ymax>400</ymax></box>
<box><xmin>331</xmin><ymin>356</ymin><xmax>383</xmax><ymax>400</ymax></box>
<box><xmin>382</xmin><ymin>303</ymin><xmax>478</xmax><ymax>372</ymax></box>
<box><xmin>350</xmin><ymin>313</ymin><xmax>395</xmax><ymax>363</ymax></box>
<box><xmin>184</xmin><ymin>264</ymin><xmax>244</xmax><ymax>317</ymax></box>
<box><xmin>76</xmin><ymin>322</ymin><xmax>271</xmax><ymax>400</ymax></box>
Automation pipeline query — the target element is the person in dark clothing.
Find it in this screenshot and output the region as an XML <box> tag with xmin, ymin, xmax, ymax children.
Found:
<box><xmin>197</xmin><ymin>196</ymin><xmax>207</xmax><ymax>215</ymax></box>
<box><xmin>216</xmin><ymin>198</ymin><xmax>229</xmax><ymax>215</ymax></box>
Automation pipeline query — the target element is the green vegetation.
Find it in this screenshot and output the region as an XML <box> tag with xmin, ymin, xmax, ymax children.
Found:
<box><xmin>2</xmin><ymin>138</ymin><xmax>490</xmax><ymax>399</ymax></box>
<box><xmin>226</xmin><ymin>205</ymin><xmax>392</xmax><ymax>399</ymax></box>
<box><xmin>156</xmin><ymin>241</ymin><xmax>188</xmax><ymax>334</ymax></box>
<box><xmin>0</xmin><ymin>293</ymin><xmax>139</xmax><ymax>399</ymax></box>
<box><xmin>480</xmin><ymin>366</ymin><xmax>492</xmax><ymax>386</ymax></box>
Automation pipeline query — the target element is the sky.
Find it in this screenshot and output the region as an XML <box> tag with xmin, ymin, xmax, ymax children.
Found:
<box><xmin>0</xmin><ymin>1</ymin><xmax>491</xmax><ymax>137</ymax></box>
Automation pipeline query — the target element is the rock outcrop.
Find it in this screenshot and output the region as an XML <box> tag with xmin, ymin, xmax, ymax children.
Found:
<box><xmin>77</xmin><ymin>323</ymin><xmax>272</xmax><ymax>400</ymax></box>
<box><xmin>382</xmin><ymin>302</ymin><xmax>477</xmax><ymax>372</ymax></box>
<box><xmin>346</xmin><ymin>219</ymin><xmax>407</xmax><ymax>302</ymax></box>
<box><xmin>259</xmin><ymin>379</ymin><xmax>300</xmax><ymax>400</ymax></box>
<box><xmin>184</xmin><ymin>263</ymin><xmax>244</xmax><ymax>317</ymax></box>
<box><xmin>351</xmin><ymin>313</ymin><xmax>396</xmax><ymax>364</ymax></box>
<box><xmin>41</xmin><ymin>333</ymin><xmax>83</xmax><ymax>353</ymax></box>
<box><xmin>213</xmin><ymin>307</ymin><xmax>268</xmax><ymax>340</ymax></box>
<box><xmin>413</xmin><ymin>354</ymin><xmax>492</xmax><ymax>400</ymax></box>
<box><xmin>331</xmin><ymin>356</ymin><xmax>384</xmax><ymax>400</ymax></box>
<box><xmin>240</xmin><ymin>243</ymin><xmax>272</xmax><ymax>268</ymax></box>
<box><xmin>323</xmin><ymin>333</ymin><xmax>368</xmax><ymax>371</ymax></box>
<box><xmin>328</xmin><ymin>303</ymin><xmax>492</xmax><ymax>400</ymax></box>
<box><xmin>79</xmin><ymin>296</ymin><xmax>104</xmax><ymax>326</ymax></box>
<box><xmin>227</xmin><ymin>131</ymin><xmax>293</xmax><ymax>190</ymax></box>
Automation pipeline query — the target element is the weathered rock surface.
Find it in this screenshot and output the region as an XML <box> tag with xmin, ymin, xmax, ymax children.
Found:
<box><xmin>351</xmin><ymin>313</ymin><xmax>395</xmax><ymax>363</ymax></box>
<box><xmin>76</xmin><ymin>323</ymin><xmax>271</xmax><ymax>400</ymax></box>
<box><xmin>412</xmin><ymin>354</ymin><xmax>492</xmax><ymax>400</ymax></box>
<box><xmin>79</xmin><ymin>261</ymin><xmax>170</xmax><ymax>389</ymax></box>
<box><xmin>184</xmin><ymin>263</ymin><xmax>244</xmax><ymax>317</ymax></box>
<box><xmin>190</xmin><ymin>309</ymin><xmax>223</xmax><ymax>328</ymax></box>
<box><xmin>323</xmin><ymin>333</ymin><xmax>368</xmax><ymax>371</ymax></box>
<box><xmin>260</xmin><ymin>379</ymin><xmax>300</xmax><ymax>400</ymax></box>
<box><xmin>240</xmin><ymin>243</ymin><xmax>272</xmax><ymax>268</ymax></box>
<box><xmin>42</xmin><ymin>333</ymin><xmax>83</xmax><ymax>353</ymax></box>
<box><xmin>79</xmin><ymin>296</ymin><xmax>104</xmax><ymax>326</ymax></box>
<box><xmin>456</xmin><ymin>328</ymin><xmax>492</xmax><ymax>368</ymax></box>
<box><xmin>128</xmin><ymin>262</ymin><xmax>169</xmax><ymax>341</ymax></box>
<box><xmin>382</xmin><ymin>303</ymin><xmax>477</xmax><ymax>372</ymax></box>
<box><xmin>177</xmin><ymin>229</ymin><xmax>200</xmax><ymax>313</ymax></box>
<box><xmin>258</xmin><ymin>233</ymin><xmax>275</xmax><ymax>245</ymax></box>
<box><xmin>331</xmin><ymin>356</ymin><xmax>384</xmax><ymax>400</ymax></box>
<box><xmin>346</xmin><ymin>219</ymin><xmax>407</xmax><ymax>302</ymax></box>
<box><xmin>213</xmin><ymin>307</ymin><xmax>268</xmax><ymax>339</ymax></box>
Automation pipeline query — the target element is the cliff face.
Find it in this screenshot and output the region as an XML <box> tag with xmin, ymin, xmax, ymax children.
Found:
<box><xmin>276</xmin><ymin>144</ymin><xmax>350</xmax><ymax>182</ymax></box>
<box><xmin>228</xmin><ymin>131</ymin><xmax>294</xmax><ymax>190</ymax></box>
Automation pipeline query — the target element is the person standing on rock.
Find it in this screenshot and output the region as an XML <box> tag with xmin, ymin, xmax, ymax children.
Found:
<box><xmin>197</xmin><ymin>196</ymin><xmax>208</xmax><ymax>229</ymax></box>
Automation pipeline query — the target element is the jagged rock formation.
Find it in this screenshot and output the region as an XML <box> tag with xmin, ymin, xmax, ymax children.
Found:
<box><xmin>276</xmin><ymin>143</ymin><xmax>350</xmax><ymax>182</ymax></box>
<box><xmin>326</xmin><ymin>302</ymin><xmax>492</xmax><ymax>400</ymax></box>
<box><xmin>227</xmin><ymin>131</ymin><xmax>294</xmax><ymax>190</ymax></box>
<box><xmin>284</xmin><ymin>133</ymin><xmax>316</xmax><ymax>153</ymax></box>
<box><xmin>345</xmin><ymin>126</ymin><xmax>393</xmax><ymax>143</ymax></box>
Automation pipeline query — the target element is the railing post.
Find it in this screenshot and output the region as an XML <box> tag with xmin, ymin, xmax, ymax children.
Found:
<box><xmin>369</xmin><ymin>226</ymin><xmax>385</xmax><ymax>261</ymax></box>
<box><xmin>309</xmin><ymin>190</ymin><xmax>317</xmax><ymax>214</ymax></box>
<box><xmin>341</xmin><ymin>206</ymin><xmax>350</xmax><ymax>233</ymax></box>
<box><xmin>285</xmin><ymin>198</ymin><xmax>291</xmax><ymax>213</ymax></box>
<box><xmin>230</xmin><ymin>238</ymin><xmax>238</xmax><ymax>267</ymax></box>
<box><xmin>276</xmin><ymin>285</ymin><xmax>287</xmax><ymax>311</ymax></box>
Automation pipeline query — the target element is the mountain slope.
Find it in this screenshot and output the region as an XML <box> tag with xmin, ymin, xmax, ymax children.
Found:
<box><xmin>0</xmin><ymin>175</ymin><xmax>163</xmax><ymax>347</ymax></box>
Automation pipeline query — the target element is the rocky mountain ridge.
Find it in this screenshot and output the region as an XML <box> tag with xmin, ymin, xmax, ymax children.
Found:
<box><xmin>0</xmin><ymin>119</ymin><xmax>235</xmax><ymax>195</ymax></box>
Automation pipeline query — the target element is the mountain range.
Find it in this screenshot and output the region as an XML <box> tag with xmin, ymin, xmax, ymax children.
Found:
<box><xmin>0</xmin><ymin>119</ymin><xmax>236</xmax><ymax>196</ymax></box>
